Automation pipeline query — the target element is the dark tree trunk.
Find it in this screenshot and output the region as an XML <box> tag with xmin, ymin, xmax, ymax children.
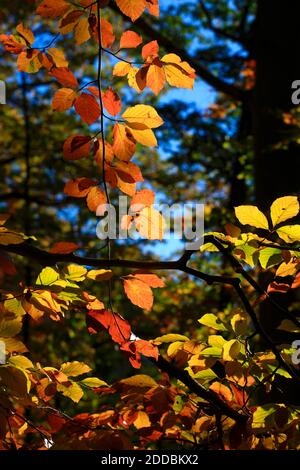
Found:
<box><xmin>253</xmin><ymin>0</ymin><xmax>300</xmax><ymax>208</ymax></box>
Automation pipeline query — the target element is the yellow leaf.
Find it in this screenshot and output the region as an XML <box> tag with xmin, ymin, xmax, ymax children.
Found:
<box><xmin>0</xmin><ymin>337</ymin><xmax>28</xmax><ymax>354</ymax></box>
<box><xmin>113</xmin><ymin>61</ymin><xmax>131</xmax><ymax>77</ymax></box>
<box><xmin>48</xmin><ymin>48</ymin><xmax>68</xmax><ymax>67</ymax></box>
<box><xmin>57</xmin><ymin>381</ymin><xmax>83</xmax><ymax>403</ymax></box>
<box><xmin>60</xmin><ymin>361</ymin><xmax>91</xmax><ymax>377</ymax></box>
<box><xmin>277</xmin><ymin>225</ymin><xmax>300</xmax><ymax>243</ymax></box>
<box><xmin>161</xmin><ymin>53</ymin><xmax>196</xmax><ymax>89</ymax></box>
<box><xmin>146</xmin><ymin>62</ymin><xmax>165</xmax><ymax>95</ymax></box>
<box><xmin>135</xmin><ymin>207</ymin><xmax>165</xmax><ymax>239</ymax></box>
<box><xmin>276</xmin><ymin>261</ymin><xmax>299</xmax><ymax>277</ymax></box>
<box><xmin>81</xmin><ymin>377</ymin><xmax>108</xmax><ymax>388</ymax></box>
<box><xmin>74</xmin><ymin>17</ymin><xmax>90</xmax><ymax>45</ymax></box>
<box><xmin>230</xmin><ymin>311</ymin><xmax>248</xmax><ymax>336</ymax></box>
<box><xmin>122</xmin><ymin>104</ymin><xmax>164</xmax><ymax>129</ymax></box>
<box><xmin>63</xmin><ymin>264</ymin><xmax>87</xmax><ymax>281</ymax></box>
<box><xmin>208</xmin><ymin>335</ymin><xmax>226</xmax><ymax>348</ymax></box>
<box><xmin>234</xmin><ymin>205</ymin><xmax>269</xmax><ymax>229</ymax></box>
<box><xmin>86</xmin><ymin>269</ymin><xmax>113</xmax><ymax>281</ymax></box>
<box><xmin>198</xmin><ymin>313</ymin><xmax>227</xmax><ymax>331</ymax></box>
<box><xmin>222</xmin><ymin>339</ymin><xmax>241</xmax><ymax>361</ymax></box>
<box><xmin>119</xmin><ymin>374</ymin><xmax>157</xmax><ymax>388</ymax></box>
<box><xmin>0</xmin><ymin>316</ymin><xmax>22</xmax><ymax>337</ymax></box>
<box><xmin>36</xmin><ymin>266</ymin><xmax>60</xmax><ymax>286</ymax></box>
<box><xmin>127</xmin><ymin>65</ymin><xmax>143</xmax><ymax>92</ymax></box>
<box><xmin>127</xmin><ymin>126</ymin><xmax>157</xmax><ymax>146</ymax></box>
<box><xmin>270</xmin><ymin>196</ymin><xmax>299</xmax><ymax>227</ymax></box>
<box><xmin>153</xmin><ymin>334</ymin><xmax>189</xmax><ymax>344</ymax></box>
<box><xmin>134</xmin><ymin>411</ymin><xmax>151</xmax><ymax>429</ymax></box>
<box><xmin>8</xmin><ymin>355</ymin><xmax>33</xmax><ymax>369</ymax></box>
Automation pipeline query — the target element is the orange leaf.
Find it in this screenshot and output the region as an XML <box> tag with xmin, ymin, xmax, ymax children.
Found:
<box><xmin>120</xmin><ymin>30</ymin><xmax>143</xmax><ymax>49</ymax></box>
<box><xmin>63</xmin><ymin>135</ymin><xmax>92</xmax><ymax>160</ymax></box>
<box><xmin>16</xmin><ymin>23</ymin><xmax>35</xmax><ymax>45</ymax></box>
<box><xmin>47</xmin><ymin>48</ymin><xmax>68</xmax><ymax>68</ymax></box>
<box><xmin>49</xmin><ymin>67</ymin><xmax>78</xmax><ymax>88</ymax></box>
<box><xmin>145</xmin><ymin>0</ymin><xmax>159</xmax><ymax>16</ymax></box>
<box><xmin>102</xmin><ymin>87</ymin><xmax>121</xmax><ymax>116</ymax></box>
<box><xmin>86</xmin><ymin>309</ymin><xmax>131</xmax><ymax>345</ymax></box>
<box><xmin>0</xmin><ymin>34</ymin><xmax>25</xmax><ymax>53</ymax></box>
<box><xmin>93</xmin><ymin>18</ymin><xmax>115</xmax><ymax>48</ymax></box>
<box><xmin>17</xmin><ymin>49</ymin><xmax>42</xmax><ymax>73</ymax></box>
<box><xmin>209</xmin><ymin>382</ymin><xmax>232</xmax><ymax>402</ymax></box>
<box><xmin>64</xmin><ymin>178</ymin><xmax>97</xmax><ymax>198</ymax></box>
<box><xmin>50</xmin><ymin>242</ymin><xmax>80</xmax><ymax>254</ymax></box>
<box><xmin>74</xmin><ymin>17</ymin><xmax>91</xmax><ymax>45</ymax></box>
<box><xmin>130</xmin><ymin>189</ymin><xmax>155</xmax><ymax>211</ymax></box>
<box><xmin>146</xmin><ymin>59</ymin><xmax>165</xmax><ymax>95</ymax></box>
<box><xmin>142</xmin><ymin>40</ymin><xmax>159</xmax><ymax>61</ymax></box>
<box><xmin>86</xmin><ymin>186</ymin><xmax>106</xmax><ymax>212</ymax></box>
<box><xmin>131</xmin><ymin>271</ymin><xmax>165</xmax><ymax>288</ymax></box>
<box><xmin>123</xmin><ymin>277</ymin><xmax>154</xmax><ymax>310</ymax></box>
<box><xmin>52</xmin><ymin>88</ymin><xmax>77</xmax><ymax>111</ymax></box>
<box><xmin>115</xmin><ymin>0</ymin><xmax>146</xmax><ymax>22</ymax></box>
<box><xmin>36</xmin><ymin>0</ymin><xmax>70</xmax><ymax>18</ymax></box>
<box><xmin>74</xmin><ymin>92</ymin><xmax>101</xmax><ymax>125</ymax></box>
<box><xmin>113</xmin><ymin>123</ymin><xmax>136</xmax><ymax>162</ymax></box>
<box><xmin>120</xmin><ymin>340</ymin><xmax>158</xmax><ymax>368</ymax></box>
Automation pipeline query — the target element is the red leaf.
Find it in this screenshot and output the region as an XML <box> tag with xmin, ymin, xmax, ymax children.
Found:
<box><xmin>102</xmin><ymin>87</ymin><xmax>121</xmax><ymax>116</ymax></box>
<box><xmin>120</xmin><ymin>340</ymin><xmax>158</xmax><ymax>368</ymax></box>
<box><xmin>86</xmin><ymin>309</ymin><xmax>131</xmax><ymax>345</ymax></box>
<box><xmin>74</xmin><ymin>92</ymin><xmax>101</xmax><ymax>125</ymax></box>
<box><xmin>49</xmin><ymin>67</ymin><xmax>78</xmax><ymax>88</ymax></box>
<box><xmin>50</xmin><ymin>242</ymin><xmax>80</xmax><ymax>254</ymax></box>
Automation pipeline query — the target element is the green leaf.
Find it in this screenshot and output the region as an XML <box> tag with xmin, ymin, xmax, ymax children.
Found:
<box><xmin>259</xmin><ymin>247</ymin><xmax>282</xmax><ymax>269</ymax></box>
<box><xmin>36</xmin><ymin>267</ymin><xmax>60</xmax><ymax>286</ymax></box>
<box><xmin>200</xmin><ymin>347</ymin><xmax>223</xmax><ymax>358</ymax></box>
<box><xmin>235</xmin><ymin>205</ymin><xmax>269</xmax><ymax>230</ymax></box>
<box><xmin>153</xmin><ymin>334</ymin><xmax>189</xmax><ymax>344</ymax></box>
<box><xmin>81</xmin><ymin>377</ymin><xmax>108</xmax><ymax>388</ymax></box>
<box><xmin>198</xmin><ymin>313</ymin><xmax>227</xmax><ymax>331</ymax></box>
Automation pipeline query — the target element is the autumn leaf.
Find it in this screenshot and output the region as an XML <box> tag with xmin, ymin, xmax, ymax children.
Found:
<box><xmin>120</xmin><ymin>31</ymin><xmax>143</xmax><ymax>49</ymax></box>
<box><xmin>47</xmin><ymin>48</ymin><xmax>68</xmax><ymax>68</ymax></box>
<box><xmin>86</xmin><ymin>269</ymin><xmax>113</xmax><ymax>281</ymax></box>
<box><xmin>50</xmin><ymin>242</ymin><xmax>80</xmax><ymax>254</ymax></box>
<box><xmin>115</xmin><ymin>0</ymin><xmax>146</xmax><ymax>22</ymax></box>
<box><xmin>235</xmin><ymin>205</ymin><xmax>269</xmax><ymax>230</ymax></box>
<box><xmin>120</xmin><ymin>271</ymin><xmax>164</xmax><ymax>323</ymax></box>
<box><xmin>120</xmin><ymin>340</ymin><xmax>158</xmax><ymax>368</ymax></box>
<box><xmin>74</xmin><ymin>17</ymin><xmax>91</xmax><ymax>45</ymax></box>
<box><xmin>36</xmin><ymin>0</ymin><xmax>70</xmax><ymax>18</ymax></box>
<box><xmin>49</xmin><ymin>67</ymin><xmax>78</xmax><ymax>88</ymax></box>
<box><xmin>86</xmin><ymin>309</ymin><xmax>131</xmax><ymax>345</ymax></box>
<box><xmin>86</xmin><ymin>186</ymin><xmax>106</xmax><ymax>212</ymax></box>
<box><xmin>135</xmin><ymin>206</ymin><xmax>165</xmax><ymax>240</ymax></box>
<box><xmin>17</xmin><ymin>50</ymin><xmax>42</xmax><ymax>73</ymax></box>
<box><xmin>16</xmin><ymin>23</ymin><xmax>35</xmax><ymax>45</ymax></box>
<box><xmin>142</xmin><ymin>40</ymin><xmax>159</xmax><ymax>61</ymax></box>
<box><xmin>161</xmin><ymin>53</ymin><xmax>196</xmax><ymax>89</ymax></box>
<box><xmin>63</xmin><ymin>135</ymin><xmax>92</xmax><ymax>160</ymax></box>
<box><xmin>113</xmin><ymin>123</ymin><xmax>136</xmax><ymax>161</ymax></box>
<box><xmin>270</xmin><ymin>196</ymin><xmax>299</xmax><ymax>227</ymax></box>
<box><xmin>113</xmin><ymin>61</ymin><xmax>131</xmax><ymax>77</ymax></box>
<box><xmin>122</xmin><ymin>104</ymin><xmax>164</xmax><ymax>129</ymax></box>
<box><xmin>60</xmin><ymin>361</ymin><xmax>91</xmax><ymax>377</ymax></box>
<box><xmin>276</xmin><ymin>225</ymin><xmax>300</xmax><ymax>243</ymax></box>
<box><xmin>130</xmin><ymin>189</ymin><xmax>155</xmax><ymax>211</ymax></box>
<box><xmin>146</xmin><ymin>58</ymin><xmax>166</xmax><ymax>95</ymax></box>
<box><xmin>64</xmin><ymin>178</ymin><xmax>97</xmax><ymax>198</ymax></box>
<box><xmin>102</xmin><ymin>87</ymin><xmax>121</xmax><ymax>116</ymax></box>
<box><xmin>74</xmin><ymin>92</ymin><xmax>101</xmax><ymax>125</ymax></box>
<box><xmin>52</xmin><ymin>88</ymin><xmax>77</xmax><ymax>112</ymax></box>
